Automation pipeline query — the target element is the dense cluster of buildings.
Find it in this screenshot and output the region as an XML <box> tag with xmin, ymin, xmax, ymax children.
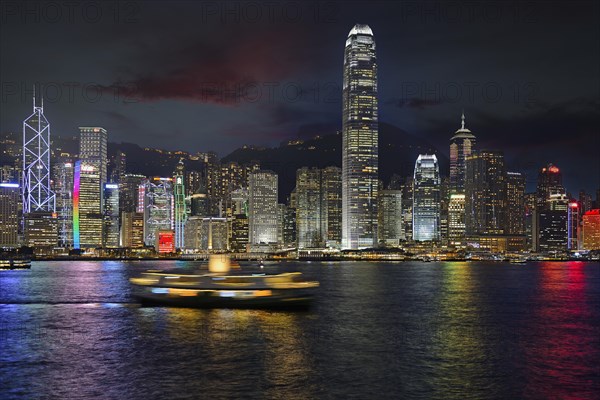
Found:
<box><xmin>1</xmin><ymin>24</ymin><xmax>599</xmax><ymax>258</ymax></box>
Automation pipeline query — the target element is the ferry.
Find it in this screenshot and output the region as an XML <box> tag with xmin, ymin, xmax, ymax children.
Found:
<box><xmin>0</xmin><ymin>257</ymin><xmax>31</xmax><ymax>270</ymax></box>
<box><xmin>130</xmin><ymin>255</ymin><xmax>319</xmax><ymax>309</ymax></box>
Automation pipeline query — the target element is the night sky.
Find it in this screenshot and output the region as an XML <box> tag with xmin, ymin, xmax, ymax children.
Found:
<box><xmin>1</xmin><ymin>0</ymin><xmax>598</xmax><ymax>194</ymax></box>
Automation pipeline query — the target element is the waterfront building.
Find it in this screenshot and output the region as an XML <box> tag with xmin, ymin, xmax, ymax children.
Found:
<box><xmin>567</xmin><ymin>201</ymin><xmax>579</xmax><ymax>250</ymax></box>
<box><xmin>24</xmin><ymin>211</ymin><xmax>58</xmax><ymax>249</ymax></box>
<box><xmin>524</xmin><ymin>193</ymin><xmax>537</xmax><ymax>251</ymax></box>
<box><xmin>230</xmin><ymin>213</ymin><xmax>249</xmax><ymax>252</ymax></box>
<box><xmin>402</xmin><ymin>177</ymin><xmax>414</xmax><ymax>241</ymax></box>
<box><xmin>412</xmin><ymin>154</ymin><xmax>440</xmax><ymax>241</ymax></box>
<box><xmin>140</xmin><ymin>177</ymin><xmax>173</xmax><ymax>247</ymax></box>
<box><xmin>248</xmin><ymin>170</ymin><xmax>278</xmax><ymax>247</ymax></box>
<box><xmin>296</xmin><ymin>167</ymin><xmax>324</xmax><ymax>248</ymax></box>
<box><xmin>282</xmin><ymin>206</ymin><xmax>297</xmax><ymax>247</ymax></box>
<box><xmin>53</xmin><ymin>158</ymin><xmax>74</xmax><ymax>247</ymax></box>
<box><xmin>120</xmin><ymin>211</ymin><xmax>144</xmax><ymax>248</ymax></box>
<box><xmin>448</xmin><ymin>193</ymin><xmax>466</xmax><ymax>246</ymax></box>
<box><xmin>465</xmin><ymin>150</ymin><xmax>506</xmax><ymax>235</ymax></box>
<box><xmin>582</xmin><ymin>209</ymin><xmax>600</xmax><ymax>250</ymax></box>
<box><xmin>465</xmin><ymin>234</ymin><xmax>526</xmax><ymax>253</ymax></box>
<box><xmin>184</xmin><ymin>216</ymin><xmax>228</xmax><ymax>251</ymax></box>
<box><xmin>342</xmin><ymin>24</ymin><xmax>378</xmax><ymax>249</ymax></box>
<box><xmin>102</xmin><ymin>183</ymin><xmax>120</xmax><ymax>248</ymax></box>
<box><xmin>505</xmin><ymin>172</ymin><xmax>526</xmax><ymax>235</ymax></box>
<box><xmin>0</xmin><ymin>183</ymin><xmax>20</xmax><ymax>248</ymax></box>
<box><xmin>73</xmin><ymin>161</ymin><xmax>103</xmax><ymax>249</ymax></box>
<box><xmin>322</xmin><ymin>166</ymin><xmax>342</xmax><ymax>248</ymax></box>
<box><xmin>173</xmin><ymin>172</ymin><xmax>186</xmax><ymax>249</ymax></box>
<box><xmin>538</xmin><ymin>193</ymin><xmax>569</xmax><ymax>252</ymax></box>
<box><xmin>377</xmin><ymin>190</ymin><xmax>403</xmax><ymax>247</ymax></box>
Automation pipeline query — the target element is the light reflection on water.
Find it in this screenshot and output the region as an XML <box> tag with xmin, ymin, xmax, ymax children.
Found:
<box><xmin>0</xmin><ymin>261</ymin><xmax>599</xmax><ymax>399</ymax></box>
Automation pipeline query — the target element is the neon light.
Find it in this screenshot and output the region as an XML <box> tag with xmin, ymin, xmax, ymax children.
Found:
<box><xmin>569</xmin><ymin>203</ymin><xmax>578</xmax><ymax>208</ymax></box>
<box><xmin>73</xmin><ymin>161</ymin><xmax>81</xmax><ymax>249</ymax></box>
<box><xmin>105</xmin><ymin>184</ymin><xmax>118</xmax><ymax>189</ymax></box>
<box><xmin>0</xmin><ymin>183</ymin><xmax>19</xmax><ymax>188</ymax></box>
<box><xmin>22</xmin><ymin>92</ymin><xmax>55</xmax><ymax>213</ymax></box>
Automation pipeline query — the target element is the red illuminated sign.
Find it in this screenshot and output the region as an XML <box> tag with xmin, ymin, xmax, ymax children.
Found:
<box><xmin>157</xmin><ymin>231</ymin><xmax>175</xmax><ymax>253</ymax></box>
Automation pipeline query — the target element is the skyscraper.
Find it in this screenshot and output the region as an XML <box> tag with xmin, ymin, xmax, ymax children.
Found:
<box><xmin>73</xmin><ymin>161</ymin><xmax>103</xmax><ymax>249</ymax></box>
<box><xmin>448</xmin><ymin>194</ymin><xmax>466</xmax><ymax>245</ymax></box>
<box><xmin>0</xmin><ymin>183</ymin><xmax>20</xmax><ymax>247</ymax></box>
<box><xmin>538</xmin><ymin>193</ymin><xmax>568</xmax><ymax>252</ymax></box>
<box><xmin>536</xmin><ymin>164</ymin><xmax>564</xmax><ymax>209</ymax></box>
<box><xmin>449</xmin><ymin>111</ymin><xmax>476</xmax><ymax>194</ymax></box>
<box><xmin>582</xmin><ymin>209</ymin><xmax>600</xmax><ymax>250</ymax></box>
<box><xmin>296</xmin><ymin>167</ymin><xmax>324</xmax><ymax>249</ymax></box>
<box><xmin>465</xmin><ymin>150</ymin><xmax>506</xmax><ymax>235</ymax></box>
<box><xmin>505</xmin><ymin>172</ymin><xmax>525</xmax><ymax>235</ymax></box>
<box><xmin>53</xmin><ymin>158</ymin><xmax>74</xmax><ymax>247</ymax></box>
<box><xmin>342</xmin><ymin>23</ymin><xmax>378</xmax><ymax>249</ymax></box>
<box><xmin>248</xmin><ymin>170</ymin><xmax>278</xmax><ymax>247</ymax></box>
<box><xmin>412</xmin><ymin>155</ymin><xmax>441</xmax><ymax>241</ymax></box>
<box><xmin>377</xmin><ymin>189</ymin><xmax>403</xmax><ymax>247</ymax></box>
<box><xmin>173</xmin><ymin>165</ymin><xmax>186</xmax><ymax>249</ymax></box>
<box><xmin>322</xmin><ymin>166</ymin><xmax>342</xmax><ymax>248</ymax></box>
<box><xmin>567</xmin><ymin>201</ymin><xmax>579</xmax><ymax>250</ymax></box>
<box><xmin>102</xmin><ymin>183</ymin><xmax>120</xmax><ymax>248</ymax></box>
<box><xmin>22</xmin><ymin>94</ymin><xmax>55</xmax><ymax>214</ymax></box>
<box><xmin>140</xmin><ymin>178</ymin><xmax>173</xmax><ymax>247</ymax></box>
<box><xmin>78</xmin><ymin>127</ymin><xmax>108</xmax><ymax>186</ymax></box>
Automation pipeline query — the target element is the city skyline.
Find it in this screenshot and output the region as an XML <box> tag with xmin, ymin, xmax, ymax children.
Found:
<box><xmin>2</xmin><ymin>4</ymin><xmax>599</xmax><ymax>400</ymax></box>
<box><xmin>1</xmin><ymin>1</ymin><xmax>598</xmax><ymax>194</ymax></box>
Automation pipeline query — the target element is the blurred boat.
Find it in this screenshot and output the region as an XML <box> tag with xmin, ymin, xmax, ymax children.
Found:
<box><xmin>0</xmin><ymin>256</ymin><xmax>31</xmax><ymax>270</ymax></box>
<box><xmin>130</xmin><ymin>255</ymin><xmax>319</xmax><ymax>309</ymax></box>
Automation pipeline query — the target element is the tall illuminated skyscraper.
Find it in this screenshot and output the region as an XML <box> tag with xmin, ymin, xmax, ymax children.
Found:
<box><xmin>22</xmin><ymin>93</ymin><xmax>55</xmax><ymax>214</ymax></box>
<box><xmin>73</xmin><ymin>161</ymin><xmax>103</xmax><ymax>249</ymax></box>
<box><xmin>173</xmin><ymin>169</ymin><xmax>186</xmax><ymax>249</ymax></box>
<box><xmin>322</xmin><ymin>166</ymin><xmax>342</xmax><ymax>248</ymax></box>
<box><xmin>465</xmin><ymin>150</ymin><xmax>506</xmax><ymax>235</ymax></box>
<box><xmin>53</xmin><ymin>158</ymin><xmax>74</xmax><ymax>247</ymax></box>
<box><xmin>78</xmin><ymin>127</ymin><xmax>108</xmax><ymax>185</ymax></box>
<box><xmin>248</xmin><ymin>170</ymin><xmax>278</xmax><ymax>246</ymax></box>
<box><xmin>102</xmin><ymin>183</ymin><xmax>120</xmax><ymax>248</ymax></box>
<box><xmin>0</xmin><ymin>183</ymin><xmax>20</xmax><ymax>247</ymax></box>
<box><xmin>505</xmin><ymin>172</ymin><xmax>525</xmax><ymax>235</ymax></box>
<box><xmin>448</xmin><ymin>194</ymin><xmax>466</xmax><ymax>245</ymax></box>
<box><xmin>582</xmin><ymin>209</ymin><xmax>600</xmax><ymax>250</ymax></box>
<box><xmin>296</xmin><ymin>167</ymin><xmax>324</xmax><ymax>249</ymax></box>
<box><xmin>140</xmin><ymin>177</ymin><xmax>173</xmax><ymax>247</ymax></box>
<box><xmin>412</xmin><ymin>155</ymin><xmax>441</xmax><ymax>241</ymax></box>
<box><xmin>342</xmin><ymin>23</ymin><xmax>378</xmax><ymax>249</ymax></box>
<box><xmin>449</xmin><ymin>111</ymin><xmax>476</xmax><ymax>194</ymax></box>
<box><xmin>377</xmin><ymin>190</ymin><xmax>403</xmax><ymax>247</ymax></box>
<box><xmin>536</xmin><ymin>164</ymin><xmax>564</xmax><ymax>209</ymax></box>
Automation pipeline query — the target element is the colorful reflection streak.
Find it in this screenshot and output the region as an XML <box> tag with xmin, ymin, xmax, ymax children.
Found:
<box><xmin>522</xmin><ymin>262</ymin><xmax>600</xmax><ymax>399</ymax></box>
<box><xmin>430</xmin><ymin>262</ymin><xmax>494</xmax><ymax>398</ymax></box>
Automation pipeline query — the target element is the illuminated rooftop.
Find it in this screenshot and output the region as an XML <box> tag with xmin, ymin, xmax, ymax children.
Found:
<box><xmin>348</xmin><ymin>24</ymin><xmax>373</xmax><ymax>37</ymax></box>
